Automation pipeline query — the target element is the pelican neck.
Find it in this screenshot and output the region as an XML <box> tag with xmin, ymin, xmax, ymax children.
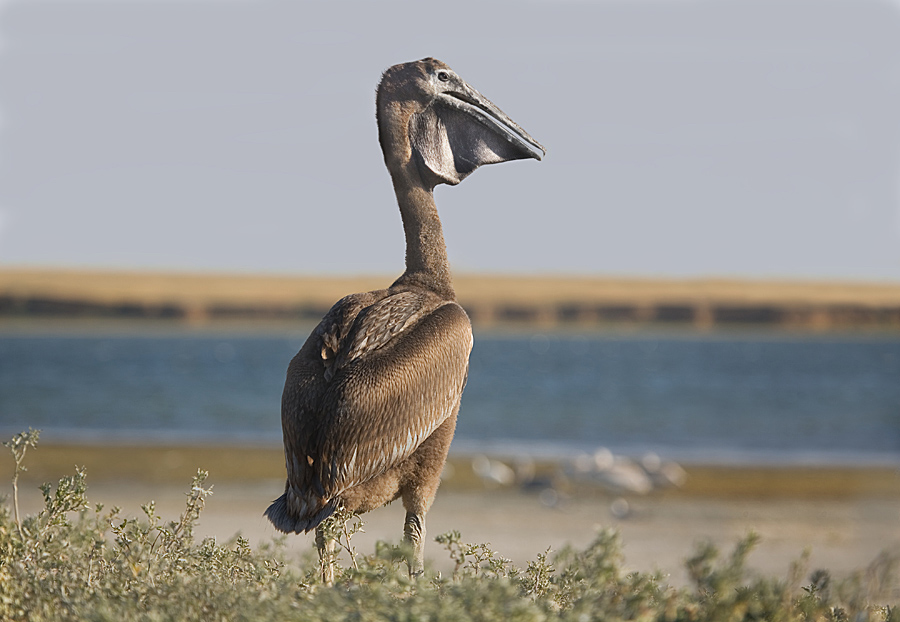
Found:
<box><xmin>390</xmin><ymin>167</ymin><xmax>456</xmax><ymax>300</ymax></box>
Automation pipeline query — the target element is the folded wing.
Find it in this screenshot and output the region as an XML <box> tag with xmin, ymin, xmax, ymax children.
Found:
<box><xmin>269</xmin><ymin>291</ymin><xmax>472</xmax><ymax>533</ymax></box>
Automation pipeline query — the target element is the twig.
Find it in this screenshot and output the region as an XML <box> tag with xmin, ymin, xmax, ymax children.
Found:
<box><xmin>3</xmin><ymin>429</ymin><xmax>41</xmax><ymax>540</ymax></box>
<box><xmin>342</xmin><ymin>520</ymin><xmax>359</xmax><ymax>571</ymax></box>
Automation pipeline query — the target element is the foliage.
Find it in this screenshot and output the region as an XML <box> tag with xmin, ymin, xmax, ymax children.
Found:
<box><xmin>1</xmin><ymin>431</ymin><xmax>897</xmax><ymax>621</ymax></box>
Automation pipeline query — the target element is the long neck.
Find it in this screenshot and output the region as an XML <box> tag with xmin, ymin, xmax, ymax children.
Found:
<box><xmin>390</xmin><ymin>165</ymin><xmax>455</xmax><ymax>300</ymax></box>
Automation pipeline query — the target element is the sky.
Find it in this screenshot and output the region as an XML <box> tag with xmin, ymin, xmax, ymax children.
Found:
<box><xmin>1</xmin><ymin>0</ymin><xmax>900</xmax><ymax>281</ymax></box>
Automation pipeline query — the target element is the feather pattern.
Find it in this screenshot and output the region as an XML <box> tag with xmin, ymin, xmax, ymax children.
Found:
<box><xmin>266</xmin><ymin>287</ymin><xmax>471</xmax><ymax>533</ymax></box>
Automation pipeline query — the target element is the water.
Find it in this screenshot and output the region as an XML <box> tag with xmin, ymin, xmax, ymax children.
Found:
<box><xmin>1</xmin><ymin>329</ymin><xmax>898</xmax><ymax>465</ymax></box>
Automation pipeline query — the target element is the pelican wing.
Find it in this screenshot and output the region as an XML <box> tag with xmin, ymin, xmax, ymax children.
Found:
<box><xmin>269</xmin><ymin>292</ymin><xmax>471</xmax><ymax>533</ymax></box>
<box><xmin>315</xmin><ymin>297</ymin><xmax>472</xmax><ymax>497</ymax></box>
<box><xmin>276</xmin><ymin>291</ymin><xmax>386</xmax><ymax>501</ymax></box>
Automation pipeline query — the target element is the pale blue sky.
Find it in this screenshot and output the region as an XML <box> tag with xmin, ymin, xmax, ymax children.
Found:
<box><xmin>1</xmin><ymin>0</ymin><xmax>900</xmax><ymax>281</ymax></box>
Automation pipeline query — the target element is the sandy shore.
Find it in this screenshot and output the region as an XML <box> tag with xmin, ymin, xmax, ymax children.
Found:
<box><xmin>11</xmin><ymin>472</ymin><xmax>899</xmax><ymax>587</ymax></box>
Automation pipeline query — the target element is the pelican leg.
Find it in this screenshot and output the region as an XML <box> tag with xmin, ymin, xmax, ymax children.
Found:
<box><xmin>315</xmin><ymin>524</ymin><xmax>336</xmax><ymax>586</ymax></box>
<box><xmin>403</xmin><ymin>511</ymin><xmax>426</xmax><ymax>577</ymax></box>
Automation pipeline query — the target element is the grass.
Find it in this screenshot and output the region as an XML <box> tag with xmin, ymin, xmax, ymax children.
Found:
<box><xmin>4</xmin><ymin>268</ymin><xmax>900</xmax><ymax>310</ymax></box>
<box><xmin>1</xmin><ymin>429</ymin><xmax>898</xmax><ymax>621</ymax></box>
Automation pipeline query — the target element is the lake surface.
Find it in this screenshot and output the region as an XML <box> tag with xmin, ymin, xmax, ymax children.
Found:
<box><xmin>1</xmin><ymin>328</ymin><xmax>898</xmax><ymax>465</ymax></box>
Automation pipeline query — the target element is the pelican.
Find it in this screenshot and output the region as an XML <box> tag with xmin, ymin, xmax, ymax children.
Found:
<box><xmin>265</xmin><ymin>58</ymin><xmax>544</xmax><ymax>577</ymax></box>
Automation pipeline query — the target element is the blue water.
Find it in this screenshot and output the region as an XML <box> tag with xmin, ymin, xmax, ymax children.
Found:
<box><xmin>1</xmin><ymin>329</ymin><xmax>898</xmax><ymax>465</ymax></box>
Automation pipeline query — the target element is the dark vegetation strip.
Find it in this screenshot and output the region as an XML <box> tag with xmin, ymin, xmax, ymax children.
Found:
<box><xmin>3</xmin><ymin>294</ymin><xmax>900</xmax><ymax>329</ymax></box>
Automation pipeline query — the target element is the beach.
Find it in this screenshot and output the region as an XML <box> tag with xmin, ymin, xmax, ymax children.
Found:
<box><xmin>8</xmin><ymin>445</ymin><xmax>899</xmax><ymax>587</ymax></box>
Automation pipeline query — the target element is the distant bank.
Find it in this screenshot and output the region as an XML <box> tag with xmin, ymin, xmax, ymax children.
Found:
<box><xmin>2</xmin><ymin>268</ymin><xmax>900</xmax><ymax>330</ymax></box>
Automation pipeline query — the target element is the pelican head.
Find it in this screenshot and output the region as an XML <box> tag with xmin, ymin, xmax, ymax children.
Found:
<box><xmin>376</xmin><ymin>57</ymin><xmax>545</xmax><ymax>187</ymax></box>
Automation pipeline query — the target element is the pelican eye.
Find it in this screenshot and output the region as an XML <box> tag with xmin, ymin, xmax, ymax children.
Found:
<box><xmin>437</xmin><ymin>71</ymin><xmax>450</xmax><ymax>82</ymax></box>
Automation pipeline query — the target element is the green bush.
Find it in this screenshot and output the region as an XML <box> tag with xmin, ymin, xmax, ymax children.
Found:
<box><xmin>1</xmin><ymin>429</ymin><xmax>897</xmax><ymax>621</ymax></box>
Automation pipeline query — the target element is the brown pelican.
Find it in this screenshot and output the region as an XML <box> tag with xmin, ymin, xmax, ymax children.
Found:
<box><xmin>265</xmin><ymin>58</ymin><xmax>544</xmax><ymax>577</ymax></box>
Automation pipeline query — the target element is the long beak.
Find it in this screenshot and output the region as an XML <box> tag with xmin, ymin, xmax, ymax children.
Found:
<box><xmin>436</xmin><ymin>83</ymin><xmax>545</xmax><ymax>161</ymax></box>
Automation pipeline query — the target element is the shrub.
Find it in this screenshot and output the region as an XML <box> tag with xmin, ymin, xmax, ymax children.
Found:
<box><xmin>1</xmin><ymin>430</ymin><xmax>897</xmax><ymax>621</ymax></box>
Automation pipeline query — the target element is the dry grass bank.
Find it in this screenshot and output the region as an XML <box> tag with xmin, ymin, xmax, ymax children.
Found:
<box><xmin>4</xmin><ymin>267</ymin><xmax>900</xmax><ymax>329</ymax></box>
<box><xmin>3</xmin><ymin>268</ymin><xmax>900</xmax><ymax>309</ymax></box>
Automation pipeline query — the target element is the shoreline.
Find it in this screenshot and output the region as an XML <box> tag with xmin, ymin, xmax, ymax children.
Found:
<box><xmin>5</xmin><ymin>442</ymin><xmax>898</xmax><ymax>499</ymax></box>
<box><xmin>4</xmin><ymin>428</ymin><xmax>897</xmax><ymax>466</ymax></box>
